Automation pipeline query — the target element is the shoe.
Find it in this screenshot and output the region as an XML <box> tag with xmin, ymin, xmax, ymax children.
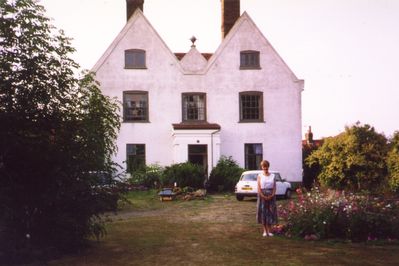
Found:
<box><xmin>268</xmin><ymin>233</ymin><xmax>274</xmax><ymax>237</ymax></box>
<box><xmin>262</xmin><ymin>232</ymin><xmax>267</xmax><ymax>237</ymax></box>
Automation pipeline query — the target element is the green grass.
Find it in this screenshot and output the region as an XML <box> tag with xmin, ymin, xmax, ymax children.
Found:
<box><xmin>48</xmin><ymin>191</ymin><xmax>399</xmax><ymax>266</ymax></box>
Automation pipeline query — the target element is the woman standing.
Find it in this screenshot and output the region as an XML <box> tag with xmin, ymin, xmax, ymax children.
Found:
<box><xmin>256</xmin><ymin>160</ymin><xmax>278</xmax><ymax>237</ymax></box>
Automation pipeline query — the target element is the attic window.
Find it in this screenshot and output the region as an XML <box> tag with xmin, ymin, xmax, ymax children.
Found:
<box><xmin>240</xmin><ymin>50</ymin><xmax>260</xmax><ymax>69</ymax></box>
<box><xmin>125</xmin><ymin>49</ymin><xmax>146</xmax><ymax>69</ymax></box>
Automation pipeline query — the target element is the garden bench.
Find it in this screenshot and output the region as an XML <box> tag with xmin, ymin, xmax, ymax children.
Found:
<box><xmin>158</xmin><ymin>188</ymin><xmax>176</xmax><ymax>201</ymax></box>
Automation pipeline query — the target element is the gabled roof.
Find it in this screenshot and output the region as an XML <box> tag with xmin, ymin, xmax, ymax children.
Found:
<box><xmin>204</xmin><ymin>12</ymin><xmax>303</xmax><ymax>85</ymax></box>
<box><xmin>92</xmin><ymin>9</ymin><xmax>303</xmax><ymax>87</ymax></box>
<box><xmin>92</xmin><ymin>9</ymin><xmax>183</xmax><ymax>73</ymax></box>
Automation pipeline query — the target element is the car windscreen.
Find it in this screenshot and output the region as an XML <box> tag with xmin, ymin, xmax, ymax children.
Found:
<box><xmin>240</xmin><ymin>173</ymin><xmax>258</xmax><ymax>181</ymax></box>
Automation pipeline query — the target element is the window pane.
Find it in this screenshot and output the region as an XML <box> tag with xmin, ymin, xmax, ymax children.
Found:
<box><xmin>240</xmin><ymin>51</ymin><xmax>260</xmax><ymax>69</ymax></box>
<box><xmin>125</xmin><ymin>50</ymin><xmax>146</xmax><ymax>68</ymax></box>
<box><xmin>245</xmin><ymin>143</ymin><xmax>263</xmax><ymax>170</ymax></box>
<box><xmin>124</xmin><ymin>92</ymin><xmax>148</xmax><ymax>121</ymax></box>
<box><xmin>240</xmin><ymin>93</ymin><xmax>261</xmax><ymax>121</ymax></box>
<box><xmin>182</xmin><ymin>94</ymin><xmax>206</xmax><ymax>121</ymax></box>
<box><xmin>126</xmin><ymin>144</ymin><xmax>145</xmax><ymax>172</ymax></box>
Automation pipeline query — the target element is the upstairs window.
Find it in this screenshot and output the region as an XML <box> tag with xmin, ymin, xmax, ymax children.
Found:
<box><xmin>182</xmin><ymin>93</ymin><xmax>206</xmax><ymax>122</ymax></box>
<box><xmin>240</xmin><ymin>50</ymin><xmax>260</xmax><ymax>69</ymax></box>
<box><xmin>125</xmin><ymin>49</ymin><xmax>146</xmax><ymax>69</ymax></box>
<box><xmin>123</xmin><ymin>91</ymin><xmax>148</xmax><ymax>122</ymax></box>
<box><xmin>239</xmin><ymin>91</ymin><xmax>263</xmax><ymax>122</ymax></box>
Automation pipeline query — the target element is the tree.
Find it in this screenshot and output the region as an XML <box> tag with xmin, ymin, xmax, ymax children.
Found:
<box><xmin>306</xmin><ymin>123</ymin><xmax>388</xmax><ymax>192</ymax></box>
<box><xmin>0</xmin><ymin>0</ymin><xmax>122</xmax><ymax>261</ymax></box>
<box><xmin>302</xmin><ymin>142</ymin><xmax>322</xmax><ymax>189</ymax></box>
<box><xmin>387</xmin><ymin>131</ymin><xmax>399</xmax><ymax>193</ymax></box>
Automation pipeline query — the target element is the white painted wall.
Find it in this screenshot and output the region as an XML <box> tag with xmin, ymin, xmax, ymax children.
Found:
<box><xmin>93</xmin><ymin>10</ymin><xmax>304</xmax><ymax>183</ymax></box>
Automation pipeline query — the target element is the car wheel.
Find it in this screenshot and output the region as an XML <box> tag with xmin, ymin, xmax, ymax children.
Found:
<box><xmin>236</xmin><ymin>195</ymin><xmax>244</xmax><ymax>201</ymax></box>
<box><xmin>285</xmin><ymin>189</ymin><xmax>292</xmax><ymax>199</ymax></box>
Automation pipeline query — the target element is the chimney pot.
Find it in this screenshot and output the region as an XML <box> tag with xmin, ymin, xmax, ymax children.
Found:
<box><xmin>126</xmin><ymin>0</ymin><xmax>144</xmax><ymax>21</ymax></box>
<box><xmin>221</xmin><ymin>0</ymin><xmax>240</xmax><ymax>38</ymax></box>
<box><xmin>305</xmin><ymin>126</ymin><xmax>314</xmax><ymax>144</ymax></box>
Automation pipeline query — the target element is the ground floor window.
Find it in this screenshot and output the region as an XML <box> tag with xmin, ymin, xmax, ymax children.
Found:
<box><xmin>126</xmin><ymin>144</ymin><xmax>145</xmax><ymax>173</ymax></box>
<box><xmin>245</xmin><ymin>143</ymin><xmax>263</xmax><ymax>170</ymax></box>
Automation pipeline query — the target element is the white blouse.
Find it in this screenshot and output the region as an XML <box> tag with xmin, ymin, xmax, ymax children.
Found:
<box><xmin>258</xmin><ymin>172</ymin><xmax>275</xmax><ymax>189</ymax></box>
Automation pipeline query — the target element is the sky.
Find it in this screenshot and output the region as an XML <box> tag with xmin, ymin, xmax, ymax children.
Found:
<box><xmin>39</xmin><ymin>0</ymin><xmax>399</xmax><ymax>139</ymax></box>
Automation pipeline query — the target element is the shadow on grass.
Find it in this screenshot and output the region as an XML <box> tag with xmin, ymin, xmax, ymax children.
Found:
<box><xmin>48</xmin><ymin>192</ymin><xmax>399</xmax><ymax>266</ymax></box>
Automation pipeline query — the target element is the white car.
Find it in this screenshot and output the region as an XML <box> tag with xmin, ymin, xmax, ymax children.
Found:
<box><xmin>234</xmin><ymin>170</ymin><xmax>292</xmax><ymax>201</ymax></box>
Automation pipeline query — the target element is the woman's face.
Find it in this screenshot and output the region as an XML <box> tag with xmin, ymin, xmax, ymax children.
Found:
<box><xmin>261</xmin><ymin>165</ymin><xmax>269</xmax><ymax>172</ymax></box>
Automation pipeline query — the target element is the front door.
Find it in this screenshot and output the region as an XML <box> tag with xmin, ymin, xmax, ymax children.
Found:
<box><xmin>188</xmin><ymin>145</ymin><xmax>207</xmax><ymax>173</ymax></box>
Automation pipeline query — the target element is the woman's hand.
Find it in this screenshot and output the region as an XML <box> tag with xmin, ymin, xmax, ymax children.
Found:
<box><xmin>263</xmin><ymin>195</ymin><xmax>275</xmax><ymax>201</ymax></box>
<box><xmin>262</xmin><ymin>195</ymin><xmax>270</xmax><ymax>201</ymax></box>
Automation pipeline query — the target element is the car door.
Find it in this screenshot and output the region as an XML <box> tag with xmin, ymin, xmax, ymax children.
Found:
<box><xmin>273</xmin><ymin>173</ymin><xmax>284</xmax><ymax>196</ymax></box>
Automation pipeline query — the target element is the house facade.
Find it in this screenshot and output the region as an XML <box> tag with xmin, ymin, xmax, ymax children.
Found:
<box><xmin>92</xmin><ymin>0</ymin><xmax>304</xmax><ymax>183</ymax></box>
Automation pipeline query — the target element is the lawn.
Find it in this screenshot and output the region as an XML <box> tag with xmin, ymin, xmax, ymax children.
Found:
<box><xmin>48</xmin><ymin>190</ymin><xmax>399</xmax><ymax>265</ymax></box>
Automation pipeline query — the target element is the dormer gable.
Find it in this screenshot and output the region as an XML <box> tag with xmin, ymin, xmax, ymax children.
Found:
<box><xmin>180</xmin><ymin>46</ymin><xmax>208</xmax><ymax>74</ymax></box>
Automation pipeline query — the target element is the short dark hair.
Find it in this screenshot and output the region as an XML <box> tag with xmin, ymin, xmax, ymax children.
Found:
<box><xmin>260</xmin><ymin>160</ymin><xmax>270</xmax><ymax>168</ymax></box>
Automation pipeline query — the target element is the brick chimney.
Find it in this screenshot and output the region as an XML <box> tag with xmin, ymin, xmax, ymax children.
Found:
<box><xmin>305</xmin><ymin>126</ymin><xmax>314</xmax><ymax>144</ymax></box>
<box><xmin>221</xmin><ymin>0</ymin><xmax>240</xmax><ymax>38</ymax></box>
<box><xmin>126</xmin><ymin>0</ymin><xmax>144</xmax><ymax>21</ymax></box>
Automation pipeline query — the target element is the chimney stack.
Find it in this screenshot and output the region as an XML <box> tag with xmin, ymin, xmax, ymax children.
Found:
<box><xmin>126</xmin><ymin>0</ymin><xmax>144</xmax><ymax>21</ymax></box>
<box><xmin>221</xmin><ymin>0</ymin><xmax>240</xmax><ymax>38</ymax></box>
<box><xmin>305</xmin><ymin>126</ymin><xmax>314</xmax><ymax>144</ymax></box>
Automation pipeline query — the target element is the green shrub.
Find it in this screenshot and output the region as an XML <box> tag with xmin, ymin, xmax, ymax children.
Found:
<box><xmin>128</xmin><ymin>164</ymin><xmax>164</xmax><ymax>188</ymax></box>
<box><xmin>209</xmin><ymin>156</ymin><xmax>245</xmax><ymax>192</ymax></box>
<box><xmin>387</xmin><ymin>132</ymin><xmax>399</xmax><ymax>193</ymax></box>
<box><xmin>306</xmin><ymin>123</ymin><xmax>388</xmax><ymax>192</ymax></box>
<box><xmin>161</xmin><ymin>162</ymin><xmax>205</xmax><ymax>189</ymax></box>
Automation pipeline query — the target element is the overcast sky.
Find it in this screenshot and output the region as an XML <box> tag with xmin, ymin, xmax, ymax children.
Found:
<box><xmin>40</xmin><ymin>0</ymin><xmax>399</xmax><ymax>139</ymax></box>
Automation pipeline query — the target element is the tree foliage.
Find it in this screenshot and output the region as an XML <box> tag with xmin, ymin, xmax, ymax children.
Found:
<box><xmin>302</xmin><ymin>143</ymin><xmax>321</xmax><ymax>189</ymax></box>
<box><xmin>387</xmin><ymin>131</ymin><xmax>399</xmax><ymax>193</ymax></box>
<box><xmin>306</xmin><ymin>123</ymin><xmax>388</xmax><ymax>192</ymax></box>
<box><xmin>0</xmin><ymin>0</ymin><xmax>121</xmax><ymax>261</ymax></box>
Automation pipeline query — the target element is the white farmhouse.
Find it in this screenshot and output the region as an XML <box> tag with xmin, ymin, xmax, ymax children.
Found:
<box><xmin>92</xmin><ymin>0</ymin><xmax>304</xmax><ymax>184</ymax></box>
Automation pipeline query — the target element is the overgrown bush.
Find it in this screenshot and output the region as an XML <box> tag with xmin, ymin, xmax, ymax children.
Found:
<box><xmin>128</xmin><ymin>164</ymin><xmax>164</xmax><ymax>189</ymax></box>
<box><xmin>306</xmin><ymin>122</ymin><xmax>388</xmax><ymax>192</ymax></box>
<box><xmin>208</xmin><ymin>156</ymin><xmax>245</xmax><ymax>192</ymax></box>
<box><xmin>279</xmin><ymin>187</ymin><xmax>399</xmax><ymax>241</ymax></box>
<box><xmin>387</xmin><ymin>131</ymin><xmax>399</xmax><ymax>193</ymax></box>
<box><xmin>161</xmin><ymin>162</ymin><xmax>205</xmax><ymax>189</ymax></box>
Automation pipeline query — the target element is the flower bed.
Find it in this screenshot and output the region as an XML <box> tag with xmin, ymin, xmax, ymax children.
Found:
<box><xmin>278</xmin><ymin>187</ymin><xmax>399</xmax><ymax>242</ymax></box>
